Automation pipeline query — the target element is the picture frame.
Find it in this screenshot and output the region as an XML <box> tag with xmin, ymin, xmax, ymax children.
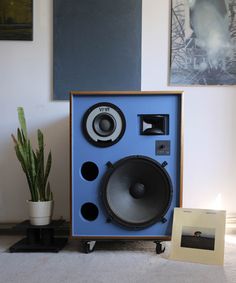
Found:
<box><xmin>170</xmin><ymin>208</ymin><xmax>226</xmax><ymax>265</ymax></box>
<box><xmin>170</xmin><ymin>0</ymin><xmax>236</xmax><ymax>85</ymax></box>
<box><xmin>0</xmin><ymin>0</ymin><xmax>33</xmax><ymax>41</ymax></box>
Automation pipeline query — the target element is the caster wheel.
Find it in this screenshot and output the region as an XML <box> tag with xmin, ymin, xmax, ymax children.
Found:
<box><xmin>155</xmin><ymin>242</ymin><xmax>165</xmax><ymax>254</ymax></box>
<box><xmin>82</xmin><ymin>241</ymin><xmax>96</xmax><ymax>254</ymax></box>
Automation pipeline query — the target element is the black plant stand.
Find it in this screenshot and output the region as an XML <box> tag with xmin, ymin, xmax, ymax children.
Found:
<box><xmin>9</xmin><ymin>220</ymin><xmax>68</xmax><ymax>253</ymax></box>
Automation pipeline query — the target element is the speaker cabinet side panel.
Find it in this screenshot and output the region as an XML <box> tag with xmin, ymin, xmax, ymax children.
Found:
<box><xmin>71</xmin><ymin>93</ymin><xmax>182</xmax><ymax>238</ymax></box>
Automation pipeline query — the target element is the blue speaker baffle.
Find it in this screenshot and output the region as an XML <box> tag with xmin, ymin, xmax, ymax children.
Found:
<box><xmin>70</xmin><ymin>92</ymin><xmax>183</xmax><ymax>239</ymax></box>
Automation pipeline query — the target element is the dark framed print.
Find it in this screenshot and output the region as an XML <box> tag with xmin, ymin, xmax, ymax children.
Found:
<box><xmin>0</xmin><ymin>0</ymin><xmax>33</xmax><ymax>40</ymax></box>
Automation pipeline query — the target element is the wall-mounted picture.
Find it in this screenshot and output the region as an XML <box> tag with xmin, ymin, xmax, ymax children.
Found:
<box><xmin>0</xmin><ymin>0</ymin><xmax>33</xmax><ymax>41</ymax></box>
<box><xmin>170</xmin><ymin>208</ymin><xmax>226</xmax><ymax>265</ymax></box>
<box><xmin>170</xmin><ymin>0</ymin><xmax>236</xmax><ymax>85</ymax></box>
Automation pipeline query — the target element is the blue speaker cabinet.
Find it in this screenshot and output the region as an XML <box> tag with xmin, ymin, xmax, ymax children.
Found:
<box><xmin>70</xmin><ymin>91</ymin><xmax>183</xmax><ymax>244</ymax></box>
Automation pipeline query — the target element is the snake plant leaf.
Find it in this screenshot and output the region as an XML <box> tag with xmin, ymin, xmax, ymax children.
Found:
<box><xmin>28</xmin><ymin>141</ymin><xmax>36</xmax><ymax>181</ymax></box>
<box><xmin>37</xmin><ymin>129</ymin><xmax>44</xmax><ymax>152</ymax></box>
<box><xmin>32</xmin><ymin>151</ymin><xmax>38</xmax><ymax>174</ymax></box>
<box><xmin>17</xmin><ymin>107</ymin><xmax>27</xmax><ymax>140</ymax></box>
<box><xmin>37</xmin><ymin>129</ymin><xmax>44</xmax><ymax>179</ymax></box>
<box><xmin>34</xmin><ymin>158</ymin><xmax>42</xmax><ymax>200</ymax></box>
<box><xmin>46</xmin><ymin>182</ymin><xmax>52</xmax><ymax>201</ymax></box>
<box><xmin>17</xmin><ymin>128</ymin><xmax>23</xmax><ymax>145</ymax></box>
<box><xmin>14</xmin><ymin>145</ymin><xmax>36</xmax><ymax>201</ymax></box>
<box><xmin>21</xmin><ymin>129</ymin><xmax>27</xmax><ymax>144</ymax></box>
<box><xmin>44</xmin><ymin>151</ymin><xmax>52</xmax><ymax>188</ymax></box>
<box><xmin>35</xmin><ymin>186</ymin><xmax>40</xmax><ymax>202</ymax></box>
<box><xmin>11</xmin><ymin>134</ymin><xmax>18</xmax><ymax>145</ymax></box>
<box><xmin>36</xmin><ymin>163</ymin><xmax>45</xmax><ymax>200</ymax></box>
<box><xmin>14</xmin><ymin>145</ymin><xmax>27</xmax><ymax>173</ymax></box>
<box><xmin>17</xmin><ymin>144</ymin><xmax>27</xmax><ymax>168</ymax></box>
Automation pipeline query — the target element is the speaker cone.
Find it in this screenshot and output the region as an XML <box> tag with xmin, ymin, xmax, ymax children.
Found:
<box><xmin>93</xmin><ymin>113</ymin><xmax>116</xmax><ymax>137</ymax></box>
<box><xmin>83</xmin><ymin>102</ymin><xmax>126</xmax><ymax>147</ymax></box>
<box><xmin>102</xmin><ymin>156</ymin><xmax>172</xmax><ymax>229</ymax></box>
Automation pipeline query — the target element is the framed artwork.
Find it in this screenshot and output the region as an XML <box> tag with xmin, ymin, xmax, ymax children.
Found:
<box><xmin>170</xmin><ymin>0</ymin><xmax>236</xmax><ymax>85</ymax></box>
<box><xmin>170</xmin><ymin>208</ymin><xmax>226</xmax><ymax>265</ymax></box>
<box><xmin>0</xmin><ymin>0</ymin><xmax>33</xmax><ymax>40</ymax></box>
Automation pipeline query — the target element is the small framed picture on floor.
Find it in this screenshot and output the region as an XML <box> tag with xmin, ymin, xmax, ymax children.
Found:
<box><xmin>170</xmin><ymin>208</ymin><xmax>226</xmax><ymax>265</ymax></box>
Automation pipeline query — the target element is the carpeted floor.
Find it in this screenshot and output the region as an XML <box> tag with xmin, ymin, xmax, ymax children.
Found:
<box><xmin>0</xmin><ymin>235</ymin><xmax>236</xmax><ymax>283</ymax></box>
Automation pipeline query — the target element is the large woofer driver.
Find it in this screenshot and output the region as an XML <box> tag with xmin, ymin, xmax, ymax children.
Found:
<box><xmin>102</xmin><ymin>156</ymin><xmax>173</xmax><ymax>229</ymax></box>
<box><xmin>83</xmin><ymin>102</ymin><xmax>126</xmax><ymax>147</ymax></box>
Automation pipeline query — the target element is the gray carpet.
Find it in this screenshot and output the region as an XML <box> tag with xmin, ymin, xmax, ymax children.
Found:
<box><xmin>0</xmin><ymin>235</ymin><xmax>236</xmax><ymax>283</ymax></box>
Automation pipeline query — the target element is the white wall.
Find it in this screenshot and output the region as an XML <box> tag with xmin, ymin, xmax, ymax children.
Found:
<box><xmin>0</xmin><ymin>0</ymin><xmax>235</xmax><ymax>222</ymax></box>
<box><xmin>142</xmin><ymin>0</ymin><xmax>236</xmax><ymax>214</ymax></box>
<box><xmin>0</xmin><ymin>0</ymin><xmax>70</xmax><ymax>222</ymax></box>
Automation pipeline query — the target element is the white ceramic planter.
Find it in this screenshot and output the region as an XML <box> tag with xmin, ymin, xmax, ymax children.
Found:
<box><xmin>28</xmin><ymin>200</ymin><xmax>54</xmax><ymax>226</ymax></box>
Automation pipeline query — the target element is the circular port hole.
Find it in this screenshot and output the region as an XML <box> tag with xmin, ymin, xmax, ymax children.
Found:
<box><xmin>81</xmin><ymin>161</ymin><xmax>99</xmax><ymax>181</ymax></box>
<box><xmin>81</xmin><ymin>202</ymin><xmax>99</xmax><ymax>221</ymax></box>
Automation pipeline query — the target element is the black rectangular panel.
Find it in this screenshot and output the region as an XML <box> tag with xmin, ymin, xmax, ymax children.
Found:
<box><xmin>53</xmin><ymin>0</ymin><xmax>142</xmax><ymax>100</ymax></box>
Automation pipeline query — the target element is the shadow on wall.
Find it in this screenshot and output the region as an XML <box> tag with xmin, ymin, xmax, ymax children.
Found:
<box><xmin>0</xmin><ymin>116</ymin><xmax>70</xmax><ymax>223</ymax></box>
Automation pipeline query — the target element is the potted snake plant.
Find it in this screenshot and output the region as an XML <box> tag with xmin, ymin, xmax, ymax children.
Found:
<box><xmin>11</xmin><ymin>107</ymin><xmax>53</xmax><ymax>225</ymax></box>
